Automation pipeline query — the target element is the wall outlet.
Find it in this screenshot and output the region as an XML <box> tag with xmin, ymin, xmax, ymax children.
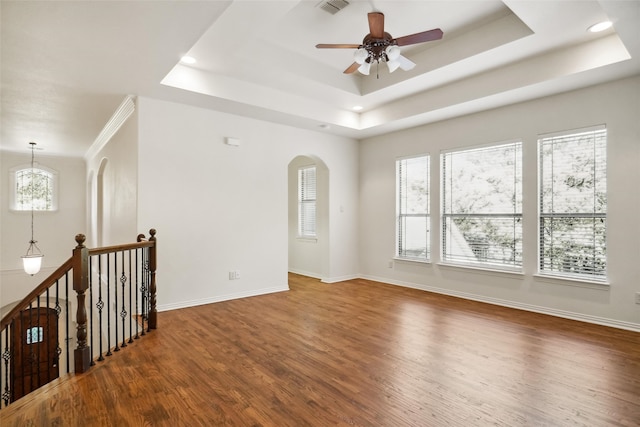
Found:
<box><xmin>635</xmin><ymin>292</ymin><xmax>640</xmax><ymax>304</ymax></box>
<box><xmin>234</xmin><ymin>271</ymin><xmax>240</xmax><ymax>279</ymax></box>
<box><xmin>388</xmin><ymin>260</ymin><xmax>393</xmax><ymax>268</ymax></box>
<box><xmin>229</xmin><ymin>271</ymin><xmax>241</xmax><ymax>280</ymax></box>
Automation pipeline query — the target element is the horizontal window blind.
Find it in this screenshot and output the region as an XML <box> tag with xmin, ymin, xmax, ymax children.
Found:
<box><xmin>442</xmin><ymin>142</ymin><xmax>522</xmax><ymax>268</ymax></box>
<box><xmin>298</xmin><ymin>166</ymin><xmax>317</xmax><ymax>237</ymax></box>
<box><xmin>396</xmin><ymin>155</ymin><xmax>430</xmax><ymax>260</ymax></box>
<box><xmin>539</xmin><ymin>127</ymin><xmax>607</xmax><ymax>279</ymax></box>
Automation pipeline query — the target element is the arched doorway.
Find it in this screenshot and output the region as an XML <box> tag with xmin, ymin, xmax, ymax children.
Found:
<box><xmin>288</xmin><ymin>155</ymin><xmax>329</xmax><ymax>280</ymax></box>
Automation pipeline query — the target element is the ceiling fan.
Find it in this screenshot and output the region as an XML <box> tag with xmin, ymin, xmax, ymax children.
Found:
<box><xmin>316</xmin><ymin>11</ymin><xmax>443</xmax><ymax>76</ymax></box>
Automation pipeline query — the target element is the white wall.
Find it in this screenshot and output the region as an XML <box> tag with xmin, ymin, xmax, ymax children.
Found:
<box><xmin>0</xmin><ymin>152</ymin><xmax>85</xmax><ymax>307</ymax></box>
<box><xmin>359</xmin><ymin>76</ymin><xmax>640</xmax><ymax>330</ymax></box>
<box><xmin>136</xmin><ymin>97</ymin><xmax>359</xmax><ymax>310</ymax></box>
<box><xmin>86</xmin><ymin>112</ymin><xmax>139</xmax><ymax>248</ymax></box>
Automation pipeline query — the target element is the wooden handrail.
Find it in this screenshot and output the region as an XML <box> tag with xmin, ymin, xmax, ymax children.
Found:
<box><xmin>0</xmin><ymin>258</ymin><xmax>73</xmax><ymax>331</ymax></box>
<box><xmin>88</xmin><ymin>240</ymin><xmax>154</xmax><ymax>256</ymax></box>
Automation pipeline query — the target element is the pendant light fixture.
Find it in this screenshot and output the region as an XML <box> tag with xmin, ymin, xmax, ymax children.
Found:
<box><xmin>22</xmin><ymin>142</ymin><xmax>44</xmax><ymax>275</ymax></box>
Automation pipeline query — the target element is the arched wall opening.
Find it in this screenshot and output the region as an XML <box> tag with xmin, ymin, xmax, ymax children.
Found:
<box><xmin>288</xmin><ymin>155</ymin><xmax>330</xmax><ymax>281</ymax></box>
<box><xmin>96</xmin><ymin>158</ymin><xmax>108</xmax><ymax>248</ymax></box>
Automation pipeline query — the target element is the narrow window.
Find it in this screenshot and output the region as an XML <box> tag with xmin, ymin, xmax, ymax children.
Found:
<box><xmin>298</xmin><ymin>166</ymin><xmax>316</xmax><ymax>237</ymax></box>
<box><xmin>11</xmin><ymin>165</ymin><xmax>57</xmax><ymax>211</ymax></box>
<box><xmin>396</xmin><ymin>155</ymin><xmax>430</xmax><ymax>260</ymax></box>
<box><xmin>539</xmin><ymin>126</ymin><xmax>607</xmax><ymax>280</ymax></box>
<box><xmin>442</xmin><ymin>142</ymin><xmax>523</xmax><ymax>269</ymax></box>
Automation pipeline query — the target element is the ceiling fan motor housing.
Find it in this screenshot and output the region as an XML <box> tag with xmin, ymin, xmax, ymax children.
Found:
<box><xmin>361</xmin><ymin>33</ymin><xmax>396</xmax><ymax>63</ymax></box>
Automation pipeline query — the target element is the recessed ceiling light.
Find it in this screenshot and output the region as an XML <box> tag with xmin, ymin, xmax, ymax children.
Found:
<box><xmin>353</xmin><ymin>105</ymin><xmax>363</xmax><ymax>111</ymax></box>
<box><xmin>587</xmin><ymin>21</ymin><xmax>613</xmax><ymax>33</ymax></box>
<box><xmin>180</xmin><ymin>56</ymin><xmax>197</xmax><ymax>64</ymax></box>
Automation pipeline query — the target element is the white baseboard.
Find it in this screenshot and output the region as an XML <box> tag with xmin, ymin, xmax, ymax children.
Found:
<box><xmin>288</xmin><ymin>268</ymin><xmax>322</xmax><ymax>280</ymax></box>
<box><xmin>321</xmin><ymin>274</ymin><xmax>359</xmax><ymax>284</ymax></box>
<box><xmin>359</xmin><ymin>274</ymin><xmax>640</xmax><ymax>333</ymax></box>
<box><xmin>157</xmin><ymin>285</ymin><xmax>289</xmax><ymax>312</ymax></box>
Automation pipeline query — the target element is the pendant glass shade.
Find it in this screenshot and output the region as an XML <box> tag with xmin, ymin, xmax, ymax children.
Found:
<box><xmin>22</xmin><ymin>241</ymin><xmax>43</xmax><ymax>275</ymax></box>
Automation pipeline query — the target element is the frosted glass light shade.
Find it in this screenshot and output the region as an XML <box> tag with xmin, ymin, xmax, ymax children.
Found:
<box><xmin>358</xmin><ymin>62</ymin><xmax>371</xmax><ymax>75</ymax></box>
<box><xmin>387</xmin><ymin>60</ymin><xmax>400</xmax><ymax>73</ymax></box>
<box><xmin>22</xmin><ymin>254</ymin><xmax>43</xmax><ymax>275</ymax></box>
<box><xmin>385</xmin><ymin>45</ymin><xmax>401</xmax><ymax>61</ymax></box>
<box><xmin>354</xmin><ymin>48</ymin><xmax>369</xmax><ymax>65</ymax></box>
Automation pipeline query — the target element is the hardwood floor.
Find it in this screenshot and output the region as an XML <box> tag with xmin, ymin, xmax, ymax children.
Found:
<box><xmin>1</xmin><ymin>273</ymin><xmax>639</xmax><ymax>426</ymax></box>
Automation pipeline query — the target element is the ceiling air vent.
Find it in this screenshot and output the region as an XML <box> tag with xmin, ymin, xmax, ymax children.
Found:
<box><xmin>317</xmin><ymin>0</ymin><xmax>349</xmax><ymax>15</ymax></box>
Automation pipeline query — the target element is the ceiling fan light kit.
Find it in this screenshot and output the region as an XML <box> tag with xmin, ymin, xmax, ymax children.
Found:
<box><xmin>316</xmin><ymin>11</ymin><xmax>443</xmax><ymax>77</ymax></box>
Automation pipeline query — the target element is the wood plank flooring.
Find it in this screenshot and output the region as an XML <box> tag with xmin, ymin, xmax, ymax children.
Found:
<box><xmin>1</xmin><ymin>273</ymin><xmax>639</xmax><ymax>426</ymax></box>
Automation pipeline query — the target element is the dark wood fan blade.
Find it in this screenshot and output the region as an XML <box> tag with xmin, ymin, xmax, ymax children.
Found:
<box><xmin>368</xmin><ymin>12</ymin><xmax>384</xmax><ymax>38</ymax></box>
<box><xmin>394</xmin><ymin>28</ymin><xmax>443</xmax><ymax>46</ymax></box>
<box><xmin>343</xmin><ymin>62</ymin><xmax>360</xmax><ymax>74</ymax></box>
<box><xmin>316</xmin><ymin>43</ymin><xmax>360</xmax><ymax>49</ymax></box>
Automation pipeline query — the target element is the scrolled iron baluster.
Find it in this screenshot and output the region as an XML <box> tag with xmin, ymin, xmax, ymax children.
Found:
<box><xmin>65</xmin><ymin>274</ymin><xmax>70</xmax><ymax>373</ymax></box>
<box><xmin>2</xmin><ymin>329</ymin><xmax>11</xmax><ymax>406</ymax></box>
<box><xmin>89</xmin><ymin>256</ymin><xmax>95</xmax><ymax>366</ymax></box>
<box><xmin>106</xmin><ymin>253</ymin><xmax>112</xmax><ymax>357</ymax></box>
<box><xmin>128</xmin><ymin>250</ymin><xmax>134</xmax><ymax>344</ymax></box>
<box><xmin>134</xmin><ymin>248</ymin><xmax>140</xmax><ymax>340</ymax></box>
<box><xmin>113</xmin><ymin>252</ymin><xmax>120</xmax><ymax>353</ymax></box>
<box><xmin>119</xmin><ymin>250</ymin><xmax>128</xmax><ymax>348</ymax></box>
<box><xmin>96</xmin><ymin>254</ymin><xmax>104</xmax><ymax>362</ymax></box>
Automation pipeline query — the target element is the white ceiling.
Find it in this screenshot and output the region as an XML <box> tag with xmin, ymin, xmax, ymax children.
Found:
<box><xmin>1</xmin><ymin>0</ymin><xmax>639</xmax><ymax>157</ymax></box>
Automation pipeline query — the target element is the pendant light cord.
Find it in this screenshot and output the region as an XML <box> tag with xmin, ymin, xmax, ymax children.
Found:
<box><xmin>29</xmin><ymin>142</ymin><xmax>36</xmax><ymax>244</ymax></box>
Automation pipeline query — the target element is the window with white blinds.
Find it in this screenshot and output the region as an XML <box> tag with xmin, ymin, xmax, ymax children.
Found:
<box><xmin>442</xmin><ymin>142</ymin><xmax>523</xmax><ymax>268</ymax></box>
<box><xmin>396</xmin><ymin>155</ymin><xmax>430</xmax><ymax>260</ymax></box>
<box><xmin>539</xmin><ymin>126</ymin><xmax>607</xmax><ymax>280</ymax></box>
<box><xmin>298</xmin><ymin>166</ymin><xmax>317</xmax><ymax>237</ymax></box>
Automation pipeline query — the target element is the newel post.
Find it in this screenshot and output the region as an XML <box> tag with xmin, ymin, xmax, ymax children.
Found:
<box><xmin>148</xmin><ymin>229</ymin><xmax>157</xmax><ymax>329</ymax></box>
<box><xmin>72</xmin><ymin>234</ymin><xmax>91</xmax><ymax>373</ymax></box>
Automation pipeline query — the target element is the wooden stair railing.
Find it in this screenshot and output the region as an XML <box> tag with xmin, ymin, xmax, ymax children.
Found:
<box><xmin>0</xmin><ymin>229</ymin><xmax>157</xmax><ymax>409</ymax></box>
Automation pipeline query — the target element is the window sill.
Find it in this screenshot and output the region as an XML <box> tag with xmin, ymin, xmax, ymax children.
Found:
<box><xmin>9</xmin><ymin>208</ymin><xmax>58</xmax><ymax>213</ymax></box>
<box><xmin>533</xmin><ymin>274</ymin><xmax>610</xmax><ymax>290</ymax></box>
<box><xmin>393</xmin><ymin>257</ymin><xmax>431</xmax><ymax>265</ymax></box>
<box><xmin>296</xmin><ymin>237</ymin><xmax>317</xmax><ymax>243</ymax></box>
<box><xmin>437</xmin><ymin>262</ymin><xmax>524</xmax><ymax>279</ymax></box>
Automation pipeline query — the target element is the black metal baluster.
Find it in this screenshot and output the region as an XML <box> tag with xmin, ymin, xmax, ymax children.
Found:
<box><xmin>2</xmin><ymin>329</ymin><xmax>10</xmax><ymax>407</ymax></box>
<box><xmin>25</xmin><ymin>302</ymin><xmax>32</xmax><ymax>396</ymax></box>
<box><xmin>113</xmin><ymin>252</ymin><xmax>120</xmax><ymax>352</ymax></box>
<box><xmin>89</xmin><ymin>256</ymin><xmax>95</xmax><ymax>366</ymax></box>
<box><xmin>120</xmin><ymin>250</ymin><xmax>127</xmax><ymax>348</ymax></box>
<box><xmin>54</xmin><ymin>280</ymin><xmax>62</xmax><ymax>373</ymax></box>
<box><xmin>134</xmin><ymin>248</ymin><xmax>140</xmax><ymax>340</ymax></box>
<box><xmin>140</xmin><ymin>248</ymin><xmax>147</xmax><ymax>336</ymax></box>
<box><xmin>97</xmin><ymin>255</ymin><xmax>104</xmax><ymax>362</ymax></box>
<box><xmin>45</xmin><ymin>289</ymin><xmax>50</xmax><ymax>383</ymax></box>
<box><xmin>65</xmin><ymin>273</ymin><xmax>70</xmax><ymax>373</ymax></box>
<box><xmin>106</xmin><ymin>254</ymin><xmax>112</xmax><ymax>357</ymax></box>
<box><xmin>128</xmin><ymin>250</ymin><xmax>134</xmax><ymax>344</ymax></box>
<box><xmin>35</xmin><ymin>297</ymin><xmax>41</xmax><ymax>392</ymax></box>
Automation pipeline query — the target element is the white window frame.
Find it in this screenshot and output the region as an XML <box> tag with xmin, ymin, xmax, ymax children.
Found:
<box><xmin>441</xmin><ymin>140</ymin><xmax>523</xmax><ymax>270</ymax></box>
<box><xmin>538</xmin><ymin>125</ymin><xmax>607</xmax><ymax>281</ymax></box>
<box><xmin>10</xmin><ymin>163</ymin><xmax>59</xmax><ymax>212</ymax></box>
<box><xmin>298</xmin><ymin>166</ymin><xmax>316</xmax><ymax>238</ymax></box>
<box><xmin>396</xmin><ymin>154</ymin><xmax>430</xmax><ymax>262</ymax></box>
